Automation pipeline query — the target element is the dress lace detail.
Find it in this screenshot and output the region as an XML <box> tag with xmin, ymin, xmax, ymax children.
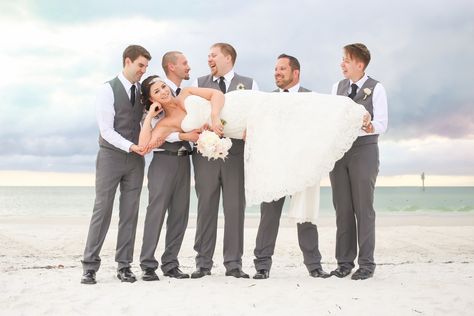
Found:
<box><xmin>182</xmin><ymin>90</ymin><xmax>366</xmax><ymax>224</ymax></box>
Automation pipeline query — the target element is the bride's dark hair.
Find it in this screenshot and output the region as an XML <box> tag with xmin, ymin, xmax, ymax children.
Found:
<box><xmin>141</xmin><ymin>75</ymin><xmax>161</xmax><ymax>110</ymax></box>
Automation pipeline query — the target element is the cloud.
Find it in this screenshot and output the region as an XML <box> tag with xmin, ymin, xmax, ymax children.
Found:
<box><xmin>1</xmin><ymin>0</ymin><xmax>474</xmax><ymax>175</ymax></box>
<box><xmin>380</xmin><ymin>137</ymin><xmax>474</xmax><ymax>176</ymax></box>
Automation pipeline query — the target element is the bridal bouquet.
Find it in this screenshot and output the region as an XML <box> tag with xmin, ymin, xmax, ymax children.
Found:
<box><xmin>196</xmin><ymin>130</ymin><xmax>232</xmax><ymax>160</ymax></box>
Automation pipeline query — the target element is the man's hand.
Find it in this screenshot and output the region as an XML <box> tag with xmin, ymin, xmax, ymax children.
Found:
<box><xmin>362</xmin><ymin>112</ymin><xmax>371</xmax><ymax>127</ymax></box>
<box><xmin>362</xmin><ymin>122</ymin><xmax>374</xmax><ymax>133</ymax></box>
<box><xmin>361</xmin><ymin>111</ymin><xmax>374</xmax><ymax>133</ymax></box>
<box><xmin>130</xmin><ymin>144</ymin><xmax>146</xmax><ymax>156</ymax></box>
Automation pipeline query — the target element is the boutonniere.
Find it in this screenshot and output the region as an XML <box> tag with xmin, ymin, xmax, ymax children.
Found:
<box><xmin>236</xmin><ymin>83</ymin><xmax>245</xmax><ymax>90</ymax></box>
<box><xmin>363</xmin><ymin>88</ymin><xmax>372</xmax><ymax>100</ymax></box>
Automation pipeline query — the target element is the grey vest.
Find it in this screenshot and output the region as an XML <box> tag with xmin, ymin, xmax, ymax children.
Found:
<box><xmin>197</xmin><ymin>73</ymin><xmax>254</xmax><ymax>92</ymax></box>
<box><xmin>272</xmin><ymin>86</ymin><xmax>311</xmax><ymax>92</ymax></box>
<box><xmin>197</xmin><ymin>72</ymin><xmax>253</xmax><ymax>154</ymax></box>
<box><xmin>337</xmin><ymin>77</ymin><xmax>379</xmax><ymax>145</ymax></box>
<box><xmin>98</xmin><ymin>77</ymin><xmax>144</xmax><ymax>151</ymax></box>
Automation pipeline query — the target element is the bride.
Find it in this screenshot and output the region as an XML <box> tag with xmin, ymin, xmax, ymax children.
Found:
<box><xmin>139</xmin><ymin>75</ymin><xmax>369</xmax><ymax>224</ymax></box>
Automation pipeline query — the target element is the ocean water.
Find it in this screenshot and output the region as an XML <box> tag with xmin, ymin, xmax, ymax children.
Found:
<box><xmin>0</xmin><ymin>186</ymin><xmax>473</xmax><ymax>217</ymax></box>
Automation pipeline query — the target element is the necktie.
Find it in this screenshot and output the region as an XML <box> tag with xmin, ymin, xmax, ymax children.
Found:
<box><xmin>218</xmin><ymin>76</ymin><xmax>226</xmax><ymax>94</ymax></box>
<box><xmin>283</xmin><ymin>89</ymin><xmax>289</xmax><ymax>92</ymax></box>
<box><xmin>348</xmin><ymin>83</ymin><xmax>358</xmax><ymax>99</ymax></box>
<box><xmin>175</xmin><ymin>87</ymin><xmax>181</xmax><ymax>96</ymax></box>
<box><xmin>130</xmin><ymin>84</ymin><xmax>136</xmax><ymax>106</ymax></box>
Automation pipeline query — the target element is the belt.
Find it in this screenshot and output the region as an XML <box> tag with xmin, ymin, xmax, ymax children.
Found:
<box><xmin>154</xmin><ymin>150</ymin><xmax>193</xmax><ymax>157</ymax></box>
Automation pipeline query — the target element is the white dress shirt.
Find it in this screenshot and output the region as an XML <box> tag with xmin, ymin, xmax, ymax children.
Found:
<box><xmin>278</xmin><ymin>83</ymin><xmax>301</xmax><ymax>93</ymax></box>
<box><xmin>95</xmin><ymin>72</ymin><xmax>137</xmax><ymax>152</ymax></box>
<box><xmin>192</xmin><ymin>69</ymin><xmax>259</xmax><ymax>91</ymax></box>
<box><xmin>164</xmin><ymin>77</ymin><xmax>180</xmax><ymax>95</ymax></box>
<box><xmin>331</xmin><ymin>74</ymin><xmax>388</xmax><ymax>136</ymax></box>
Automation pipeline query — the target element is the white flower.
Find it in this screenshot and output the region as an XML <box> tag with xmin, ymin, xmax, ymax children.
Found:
<box><xmin>363</xmin><ymin>88</ymin><xmax>372</xmax><ymax>100</ymax></box>
<box><xmin>236</xmin><ymin>83</ymin><xmax>245</xmax><ymax>90</ymax></box>
<box><xmin>196</xmin><ymin>130</ymin><xmax>233</xmax><ymax>160</ymax></box>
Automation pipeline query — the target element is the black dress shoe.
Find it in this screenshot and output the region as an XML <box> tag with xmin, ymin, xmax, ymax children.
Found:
<box><xmin>142</xmin><ymin>268</ymin><xmax>159</xmax><ymax>281</ymax></box>
<box><xmin>351</xmin><ymin>268</ymin><xmax>374</xmax><ymax>280</ymax></box>
<box><xmin>330</xmin><ymin>266</ymin><xmax>352</xmax><ymax>278</ymax></box>
<box><xmin>309</xmin><ymin>268</ymin><xmax>331</xmax><ymax>279</ymax></box>
<box><xmin>164</xmin><ymin>267</ymin><xmax>190</xmax><ymax>279</ymax></box>
<box><xmin>253</xmin><ymin>269</ymin><xmax>269</xmax><ymax>279</ymax></box>
<box><xmin>191</xmin><ymin>267</ymin><xmax>211</xmax><ymax>279</ymax></box>
<box><xmin>81</xmin><ymin>270</ymin><xmax>96</xmax><ymax>284</ymax></box>
<box><xmin>117</xmin><ymin>267</ymin><xmax>137</xmax><ymax>283</ymax></box>
<box><xmin>225</xmin><ymin>268</ymin><xmax>250</xmax><ymax>279</ymax></box>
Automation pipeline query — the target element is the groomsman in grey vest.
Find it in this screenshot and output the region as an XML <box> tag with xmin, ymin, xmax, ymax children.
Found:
<box><xmin>191</xmin><ymin>43</ymin><xmax>259</xmax><ymax>278</ymax></box>
<box><xmin>330</xmin><ymin>43</ymin><xmax>388</xmax><ymax>280</ymax></box>
<box><xmin>81</xmin><ymin>45</ymin><xmax>152</xmax><ymax>284</ymax></box>
<box><xmin>139</xmin><ymin>52</ymin><xmax>198</xmax><ymax>281</ymax></box>
<box><xmin>253</xmin><ymin>54</ymin><xmax>330</xmax><ymax>280</ymax></box>
<box><xmin>161</xmin><ymin>51</ymin><xmax>191</xmax><ymax>96</ymax></box>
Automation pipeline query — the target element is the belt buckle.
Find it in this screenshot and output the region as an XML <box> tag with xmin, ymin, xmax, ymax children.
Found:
<box><xmin>177</xmin><ymin>151</ymin><xmax>186</xmax><ymax>156</ymax></box>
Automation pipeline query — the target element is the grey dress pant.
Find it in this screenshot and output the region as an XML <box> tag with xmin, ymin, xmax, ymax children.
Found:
<box><xmin>139</xmin><ymin>152</ymin><xmax>191</xmax><ymax>273</ymax></box>
<box><xmin>329</xmin><ymin>142</ymin><xmax>379</xmax><ymax>272</ymax></box>
<box><xmin>192</xmin><ymin>140</ymin><xmax>245</xmax><ymax>272</ymax></box>
<box><xmin>82</xmin><ymin>147</ymin><xmax>145</xmax><ymax>272</ymax></box>
<box><xmin>254</xmin><ymin>197</ymin><xmax>323</xmax><ymax>272</ymax></box>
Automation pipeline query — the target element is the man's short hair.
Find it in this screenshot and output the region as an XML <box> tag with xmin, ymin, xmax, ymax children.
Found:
<box><xmin>344</xmin><ymin>43</ymin><xmax>371</xmax><ymax>69</ymax></box>
<box><xmin>278</xmin><ymin>54</ymin><xmax>300</xmax><ymax>72</ymax></box>
<box><xmin>122</xmin><ymin>45</ymin><xmax>151</xmax><ymax>67</ymax></box>
<box><xmin>161</xmin><ymin>51</ymin><xmax>183</xmax><ymax>75</ymax></box>
<box><xmin>212</xmin><ymin>43</ymin><xmax>237</xmax><ymax>65</ymax></box>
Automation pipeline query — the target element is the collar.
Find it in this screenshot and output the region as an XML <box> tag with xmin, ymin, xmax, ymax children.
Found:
<box><xmin>118</xmin><ymin>72</ymin><xmax>135</xmax><ymax>93</ymax></box>
<box><xmin>350</xmin><ymin>73</ymin><xmax>368</xmax><ymax>89</ymax></box>
<box><xmin>164</xmin><ymin>77</ymin><xmax>179</xmax><ymax>93</ymax></box>
<box><xmin>279</xmin><ymin>83</ymin><xmax>301</xmax><ymax>93</ymax></box>
<box><xmin>213</xmin><ymin>69</ymin><xmax>235</xmax><ymax>83</ymax></box>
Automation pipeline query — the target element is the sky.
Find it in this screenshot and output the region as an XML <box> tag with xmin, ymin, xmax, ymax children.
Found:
<box><xmin>0</xmin><ymin>0</ymin><xmax>473</xmax><ymax>186</ymax></box>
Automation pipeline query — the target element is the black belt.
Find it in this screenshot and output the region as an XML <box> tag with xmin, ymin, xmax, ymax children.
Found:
<box><xmin>154</xmin><ymin>150</ymin><xmax>192</xmax><ymax>157</ymax></box>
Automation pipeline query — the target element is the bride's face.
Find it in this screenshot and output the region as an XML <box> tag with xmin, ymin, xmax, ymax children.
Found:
<box><xmin>149</xmin><ymin>81</ymin><xmax>172</xmax><ymax>104</ymax></box>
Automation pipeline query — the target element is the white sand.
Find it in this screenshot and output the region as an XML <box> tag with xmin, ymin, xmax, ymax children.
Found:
<box><xmin>1</xmin><ymin>213</ymin><xmax>473</xmax><ymax>316</ymax></box>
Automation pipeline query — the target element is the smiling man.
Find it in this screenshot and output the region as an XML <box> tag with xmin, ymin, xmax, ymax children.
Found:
<box><xmin>191</xmin><ymin>42</ymin><xmax>258</xmax><ymax>279</ymax></box>
<box><xmin>81</xmin><ymin>45</ymin><xmax>151</xmax><ymax>285</ymax></box>
<box><xmin>253</xmin><ymin>54</ymin><xmax>330</xmax><ymax>280</ymax></box>
<box><xmin>330</xmin><ymin>43</ymin><xmax>388</xmax><ymax>280</ymax></box>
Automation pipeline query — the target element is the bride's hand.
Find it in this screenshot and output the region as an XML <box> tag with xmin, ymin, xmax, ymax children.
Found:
<box><xmin>147</xmin><ymin>102</ymin><xmax>163</xmax><ymax>117</ymax></box>
<box><xmin>211</xmin><ymin>116</ymin><xmax>224</xmax><ymax>137</ymax></box>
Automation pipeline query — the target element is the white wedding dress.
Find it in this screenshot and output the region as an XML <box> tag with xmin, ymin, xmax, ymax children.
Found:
<box><xmin>181</xmin><ymin>90</ymin><xmax>366</xmax><ymax>224</ymax></box>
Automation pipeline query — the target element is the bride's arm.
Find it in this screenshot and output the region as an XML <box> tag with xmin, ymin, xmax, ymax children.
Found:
<box><xmin>180</xmin><ymin>87</ymin><xmax>225</xmax><ymax>136</ymax></box>
<box><xmin>139</xmin><ymin>102</ymin><xmax>163</xmax><ymax>148</ymax></box>
<box><xmin>146</xmin><ymin>124</ymin><xmax>174</xmax><ymax>151</ymax></box>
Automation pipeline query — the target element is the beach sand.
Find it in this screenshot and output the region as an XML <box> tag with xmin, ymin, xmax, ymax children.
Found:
<box><xmin>1</xmin><ymin>213</ymin><xmax>473</xmax><ymax>315</ymax></box>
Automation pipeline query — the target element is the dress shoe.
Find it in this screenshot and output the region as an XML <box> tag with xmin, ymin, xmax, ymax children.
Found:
<box><xmin>142</xmin><ymin>268</ymin><xmax>159</xmax><ymax>281</ymax></box>
<box><xmin>351</xmin><ymin>268</ymin><xmax>374</xmax><ymax>280</ymax></box>
<box><xmin>164</xmin><ymin>267</ymin><xmax>190</xmax><ymax>279</ymax></box>
<box><xmin>225</xmin><ymin>268</ymin><xmax>250</xmax><ymax>279</ymax></box>
<box><xmin>81</xmin><ymin>270</ymin><xmax>96</xmax><ymax>284</ymax></box>
<box><xmin>253</xmin><ymin>269</ymin><xmax>269</xmax><ymax>279</ymax></box>
<box><xmin>330</xmin><ymin>266</ymin><xmax>352</xmax><ymax>278</ymax></box>
<box><xmin>309</xmin><ymin>268</ymin><xmax>331</xmax><ymax>279</ymax></box>
<box><xmin>117</xmin><ymin>267</ymin><xmax>137</xmax><ymax>283</ymax></box>
<box><xmin>191</xmin><ymin>267</ymin><xmax>211</xmax><ymax>279</ymax></box>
